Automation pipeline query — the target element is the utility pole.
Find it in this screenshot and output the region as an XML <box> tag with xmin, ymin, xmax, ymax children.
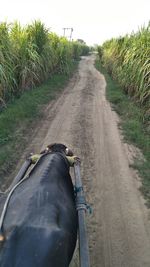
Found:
<box><xmin>63</xmin><ymin>27</ymin><xmax>73</xmax><ymax>41</ymax></box>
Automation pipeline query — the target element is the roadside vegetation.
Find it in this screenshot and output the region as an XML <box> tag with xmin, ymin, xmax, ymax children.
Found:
<box><xmin>96</xmin><ymin>24</ymin><xmax>150</xmax><ymax>206</ymax></box>
<box><xmin>97</xmin><ymin>24</ymin><xmax>150</xmax><ymax>118</ymax></box>
<box><xmin>0</xmin><ymin>20</ymin><xmax>89</xmax><ymax>187</ymax></box>
<box><xmin>0</xmin><ymin>20</ymin><xmax>89</xmax><ymax>107</ymax></box>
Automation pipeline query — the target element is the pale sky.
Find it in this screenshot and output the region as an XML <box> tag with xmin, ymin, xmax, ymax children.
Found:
<box><xmin>0</xmin><ymin>0</ymin><xmax>149</xmax><ymax>45</ymax></box>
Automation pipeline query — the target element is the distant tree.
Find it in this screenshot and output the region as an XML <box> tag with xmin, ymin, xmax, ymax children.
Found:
<box><xmin>77</xmin><ymin>39</ymin><xmax>86</xmax><ymax>44</ymax></box>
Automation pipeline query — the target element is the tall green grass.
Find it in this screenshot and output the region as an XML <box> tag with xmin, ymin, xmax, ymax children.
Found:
<box><xmin>0</xmin><ymin>20</ymin><xmax>89</xmax><ymax>106</ymax></box>
<box><xmin>97</xmin><ymin>23</ymin><xmax>150</xmax><ymax>118</ymax></box>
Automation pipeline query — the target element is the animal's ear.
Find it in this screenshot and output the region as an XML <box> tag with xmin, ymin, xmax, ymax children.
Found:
<box><xmin>65</xmin><ymin>147</ymin><xmax>73</xmax><ymax>156</ymax></box>
<box><xmin>47</xmin><ymin>144</ymin><xmax>55</xmax><ymax>150</ymax></box>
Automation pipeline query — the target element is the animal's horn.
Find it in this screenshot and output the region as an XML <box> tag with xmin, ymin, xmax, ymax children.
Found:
<box><xmin>65</xmin><ymin>148</ymin><xmax>73</xmax><ymax>156</ymax></box>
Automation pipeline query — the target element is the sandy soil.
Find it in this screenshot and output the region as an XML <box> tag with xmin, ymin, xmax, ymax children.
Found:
<box><xmin>1</xmin><ymin>55</ymin><xmax>150</xmax><ymax>266</ymax></box>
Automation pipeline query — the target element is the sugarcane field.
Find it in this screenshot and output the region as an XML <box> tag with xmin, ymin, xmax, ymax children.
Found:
<box><xmin>0</xmin><ymin>0</ymin><xmax>150</xmax><ymax>266</ymax></box>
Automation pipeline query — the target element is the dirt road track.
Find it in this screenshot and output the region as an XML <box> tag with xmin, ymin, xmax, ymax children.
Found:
<box><xmin>4</xmin><ymin>55</ymin><xmax>150</xmax><ymax>266</ymax></box>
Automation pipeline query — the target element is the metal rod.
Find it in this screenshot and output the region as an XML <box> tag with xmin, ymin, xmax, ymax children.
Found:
<box><xmin>74</xmin><ymin>160</ymin><xmax>90</xmax><ymax>267</ymax></box>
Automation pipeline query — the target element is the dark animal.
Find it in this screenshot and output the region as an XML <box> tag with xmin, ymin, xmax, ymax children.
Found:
<box><xmin>0</xmin><ymin>143</ymin><xmax>78</xmax><ymax>267</ymax></box>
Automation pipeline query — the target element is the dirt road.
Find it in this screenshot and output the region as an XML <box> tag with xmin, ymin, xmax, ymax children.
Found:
<box><xmin>4</xmin><ymin>55</ymin><xmax>150</xmax><ymax>266</ymax></box>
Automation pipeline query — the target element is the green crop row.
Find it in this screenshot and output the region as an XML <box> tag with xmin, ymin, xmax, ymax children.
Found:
<box><xmin>97</xmin><ymin>23</ymin><xmax>150</xmax><ymax>118</ymax></box>
<box><xmin>0</xmin><ymin>20</ymin><xmax>89</xmax><ymax>105</ymax></box>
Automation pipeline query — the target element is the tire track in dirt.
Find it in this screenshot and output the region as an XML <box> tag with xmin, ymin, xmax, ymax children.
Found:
<box><xmin>86</xmin><ymin>56</ymin><xmax>150</xmax><ymax>266</ymax></box>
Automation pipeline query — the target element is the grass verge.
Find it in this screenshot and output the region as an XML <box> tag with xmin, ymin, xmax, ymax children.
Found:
<box><xmin>0</xmin><ymin>62</ymin><xmax>78</xmax><ymax>187</ymax></box>
<box><xmin>95</xmin><ymin>59</ymin><xmax>150</xmax><ymax>207</ymax></box>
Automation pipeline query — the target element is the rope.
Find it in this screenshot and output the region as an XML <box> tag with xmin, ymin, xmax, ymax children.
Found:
<box><xmin>74</xmin><ymin>186</ymin><xmax>83</xmax><ymax>194</ymax></box>
<box><xmin>74</xmin><ymin>187</ymin><xmax>92</xmax><ymax>214</ymax></box>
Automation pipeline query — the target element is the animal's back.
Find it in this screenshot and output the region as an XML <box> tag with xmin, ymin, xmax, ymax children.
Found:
<box><xmin>0</xmin><ymin>152</ymin><xmax>77</xmax><ymax>267</ymax></box>
<box><xmin>0</xmin><ymin>225</ymin><xmax>75</xmax><ymax>267</ymax></box>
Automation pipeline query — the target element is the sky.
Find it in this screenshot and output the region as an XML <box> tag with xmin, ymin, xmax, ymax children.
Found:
<box><xmin>0</xmin><ymin>0</ymin><xmax>149</xmax><ymax>45</ymax></box>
